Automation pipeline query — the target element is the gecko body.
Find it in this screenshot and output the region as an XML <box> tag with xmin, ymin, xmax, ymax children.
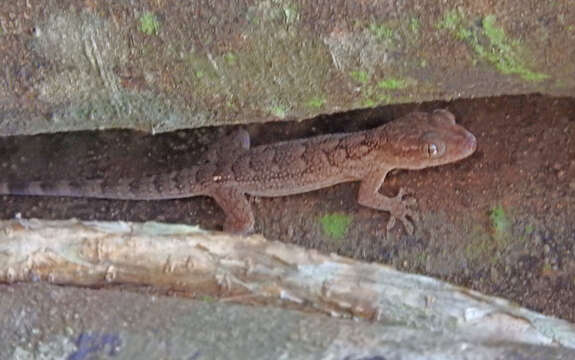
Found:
<box><xmin>0</xmin><ymin>110</ymin><xmax>477</xmax><ymax>234</ymax></box>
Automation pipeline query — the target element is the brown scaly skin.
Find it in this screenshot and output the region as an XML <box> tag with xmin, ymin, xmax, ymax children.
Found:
<box><xmin>0</xmin><ymin>109</ymin><xmax>477</xmax><ymax>234</ymax></box>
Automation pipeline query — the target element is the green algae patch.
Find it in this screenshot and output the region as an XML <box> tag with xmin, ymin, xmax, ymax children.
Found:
<box><xmin>350</xmin><ymin>70</ymin><xmax>369</xmax><ymax>84</ymax></box>
<box><xmin>368</xmin><ymin>23</ymin><xmax>394</xmax><ymax>41</ymax></box>
<box><xmin>356</xmin><ymin>88</ymin><xmax>388</xmax><ymax>108</ymax></box>
<box><xmin>359</xmin><ymin>98</ymin><xmax>377</xmax><ymax>108</ymax></box>
<box><xmin>489</xmin><ymin>205</ymin><xmax>510</xmax><ymax>239</ymax></box>
<box><xmin>186</xmin><ymin>53</ymin><xmax>219</xmax><ymax>81</ymax></box>
<box><xmin>409</xmin><ymin>17</ymin><xmax>420</xmax><ymax>35</ymax></box>
<box><xmin>139</xmin><ymin>12</ymin><xmax>160</xmax><ymax>36</ymax></box>
<box><xmin>282</xmin><ymin>5</ymin><xmax>299</xmax><ymax>24</ymax></box>
<box><xmin>479</xmin><ymin>15</ymin><xmax>548</xmax><ymax>81</ymax></box>
<box><xmin>437</xmin><ymin>10</ymin><xmax>463</xmax><ymax>32</ymax></box>
<box><xmin>223</xmin><ymin>52</ymin><xmax>238</xmax><ymax>65</ymax></box>
<box><xmin>437</xmin><ymin>11</ymin><xmax>548</xmax><ymax>81</ymax></box>
<box><xmin>306</xmin><ymin>96</ymin><xmax>326</xmax><ymax>109</ymax></box>
<box><xmin>269</xmin><ymin>104</ymin><xmax>288</xmax><ymax>118</ymax></box>
<box><xmin>177</xmin><ymin>16</ymin><xmax>334</xmax><ymax>119</ymax></box>
<box><xmin>349</xmin><ymin>69</ymin><xmax>414</xmax><ymax>108</ymax></box>
<box><xmin>199</xmin><ymin>295</ymin><xmax>216</xmax><ymax>303</ymax></box>
<box><xmin>378</xmin><ymin>78</ymin><xmax>409</xmax><ymax>90</ymax></box>
<box><xmin>320</xmin><ymin>213</ymin><xmax>353</xmax><ymax>239</ymax></box>
<box><xmin>354</xmin><ymin>77</ymin><xmax>414</xmax><ymax>108</ymax></box>
<box><xmin>464</xmin><ymin>205</ymin><xmax>516</xmax><ymax>264</ymax></box>
<box><xmin>488</xmin><ymin>204</ymin><xmax>515</xmax><ymax>250</ymax></box>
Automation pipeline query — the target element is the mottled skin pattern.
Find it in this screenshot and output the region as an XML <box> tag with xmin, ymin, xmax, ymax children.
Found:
<box><xmin>0</xmin><ymin>110</ymin><xmax>477</xmax><ymax>234</ymax></box>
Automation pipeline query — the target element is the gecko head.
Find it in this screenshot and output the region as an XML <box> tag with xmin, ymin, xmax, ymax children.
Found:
<box><xmin>382</xmin><ymin>109</ymin><xmax>477</xmax><ymax>170</ymax></box>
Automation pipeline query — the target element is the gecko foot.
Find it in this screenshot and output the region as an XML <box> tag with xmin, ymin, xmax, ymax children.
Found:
<box><xmin>223</xmin><ymin>216</ymin><xmax>254</xmax><ymax>235</ymax></box>
<box><xmin>385</xmin><ymin>188</ymin><xmax>419</xmax><ymax>236</ymax></box>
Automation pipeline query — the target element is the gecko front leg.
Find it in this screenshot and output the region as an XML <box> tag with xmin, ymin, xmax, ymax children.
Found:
<box><xmin>357</xmin><ymin>169</ymin><xmax>418</xmax><ymax>235</ymax></box>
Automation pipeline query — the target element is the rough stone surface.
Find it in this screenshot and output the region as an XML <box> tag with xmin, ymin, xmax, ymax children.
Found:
<box><xmin>3</xmin><ymin>283</ymin><xmax>575</xmax><ymax>360</ymax></box>
<box><xmin>0</xmin><ymin>1</ymin><xmax>573</xmax><ymax>135</ymax></box>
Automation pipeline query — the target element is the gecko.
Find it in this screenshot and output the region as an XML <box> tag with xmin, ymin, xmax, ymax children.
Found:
<box><xmin>0</xmin><ymin>109</ymin><xmax>476</xmax><ymax>235</ymax></box>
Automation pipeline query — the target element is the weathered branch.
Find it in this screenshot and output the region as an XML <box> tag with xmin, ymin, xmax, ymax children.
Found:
<box><xmin>1</xmin><ymin>218</ymin><xmax>574</xmax><ymax>349</ymax></box>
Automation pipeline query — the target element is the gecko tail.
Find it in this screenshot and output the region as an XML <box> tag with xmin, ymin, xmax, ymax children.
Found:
<box><xmin>0</xmin><ymin>169</ymin><xmax>207</xmax><ymax>200</ymax></box>
<box><xmin>0</xmin><ymin>178</ymin><xmax>160</xmax><ymax>200</ymax></box>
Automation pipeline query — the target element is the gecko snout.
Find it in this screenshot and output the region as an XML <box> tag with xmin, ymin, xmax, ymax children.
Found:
<box><xmin>459</xmin><ymin>129</ymin><xmax>477</xmax><ymax>159</ymax></box>
<box><xmin>466</xmin><ymin>131</ymin><xmax>477</xmax><ymax>153</ymax></box>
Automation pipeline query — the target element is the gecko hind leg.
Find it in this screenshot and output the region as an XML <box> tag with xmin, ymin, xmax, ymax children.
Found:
<box><xmin>210</xmin><ymin>187</ymin><xmax>255</xmax><ymax>234</ymax></box>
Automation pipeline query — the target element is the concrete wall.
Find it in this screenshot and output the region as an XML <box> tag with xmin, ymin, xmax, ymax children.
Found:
<box><xmin>1</xmin><ymin>1</ymin><xmax>573</xmax><ymax>135</ymax></box>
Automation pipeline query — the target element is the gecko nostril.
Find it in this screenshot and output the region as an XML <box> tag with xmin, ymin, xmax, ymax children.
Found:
<box><xmin>465</xmin><ymin>133</ymin><xmax>477</xmax><ymax>153</ymax></box>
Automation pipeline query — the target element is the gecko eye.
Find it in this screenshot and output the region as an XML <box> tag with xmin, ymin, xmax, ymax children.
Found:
<box><xmin>422</xmin><ymin>132</ymin><xmax>446</xmax><ymax>158</ymax></box>
<box><xmin>426</xmin><ymin>143</ymin><xmax>439</xmax><ymax>157</ymax></box>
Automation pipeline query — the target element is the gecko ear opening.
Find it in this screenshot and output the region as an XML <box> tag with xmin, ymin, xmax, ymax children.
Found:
<box><xmin>431</xmin><ymin>109</ymin><xmax>456</xmax><ymax>126</ymax></box>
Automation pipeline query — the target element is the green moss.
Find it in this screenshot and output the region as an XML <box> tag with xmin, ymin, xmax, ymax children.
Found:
<box><xmin>186</xmin><ymin>53</ymin><xmax>219</xmax><ymax>81</ymax></box>
<box><xmin>350</xmin><ymin>70</ymin><xmax>369</xmax><ymax>84</ymax></box>
<box><xmin>248</xmin><ymin>1</ymin><xmax>299</xmax><ymax>25</ymax></box>
<box><xmin>269</xmin><ymin>104</ymin><xmax>288</xmax><ymax>118</ymax></box>
<box><xmin>482</xmin><ymin>15</ymin><xmax>505</xmax><ymax>43</ymax></box>
<box><xmin>306</xmin><ymin>96</ymin><xmax>326</xmax><ymax>108</ymax></box>
<box><xmin>360</xmin><ymin>98</ymin><xmax>377</xmax><ymax>108</ymax></box>
<box><xmin>463</xmin><ymin>206</ymin><xmax>518</xmax><ymax>264</ymax></box>
<box><xmin>437</xmin><ymin>11</ymin><xmax>548</xmax><ymax>82</ymax></box>
<box><xmin>524</xmin><ymin>224</ymin><xmax>535</xmax><ymax>235</ymax></box>
<box><xmin>200</xmin><ymin>295</ymin><xmax>216</xmax><ymax>303</ymax></box>
<box><xmin>369</xmin><ymin>23</ymin><xmax>394</xmax><ymax>40</ymax></box>
<box><xmin>457</xmin><ymin>27</ymin><xmax>473</xmax><ymax>41</ymax></box>
<box><xmin>183</xmin><ymin>27</ymin><xmax>332</xmax><ymax>115</ymax></box>
<box><xmin>489</xmin><ymin>205</ymin><xmax>510</xmax><ymax>235</ymax></box>
<box><xmin>283</xmin><ymin>5</ymin><xmax>299</xmax><ymax>24</ymax></box>
<box><xmin>355</xmin><ymin>80</ymin><xmax>402</xmax><ymax>108</ymax></box>
<box><xmin>436</xmin><ymin>10</ymin><xmax>471</xmax><ymax>41</ymax></box>
<box><xmin>436</xmin><ymin>10</ymin><xmax>464</xmax><ymax>32</ymax></box>
<box><xmin>488</xmin><ymin>204</ymin><xmax>514</xmax><ymax>250</ymax></box>
<box><xmin>223</xmin><ymin>52</ymin><xmax>238</xmax><ymax>65</ymax></box>
<box><xmin>377</xmin><ymin>78</ymin><xmax>408</xmax><ymax>90</ymax></box>
<box><xmin>409</xmin><ymin>17</ymin><xmax>420</xmax><ymax>34</ymax></box>
<box><xmin>480</xmin><ymin>15</ymin><xmax>548</xmax><ymax>81</ymax></box>
<box><xmin>376</xmin><ymin>93</ymin><xmax>392</xmax><ymax>103</ymax></box>
<box><xmin>320</xmin><ymin>213</ymin><xmax>353</xmax><ymax>239</ymax></box>
<box><xmin>139</xmin><ymin>12</ymin><xmax>160</xmax><ymax>36</ymax></box>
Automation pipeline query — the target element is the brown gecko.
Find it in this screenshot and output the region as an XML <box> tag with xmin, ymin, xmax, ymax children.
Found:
<box><xmin>0</xmin><ymin>109</ymin><xmax>476</xmax><ymax>234</ymax></box>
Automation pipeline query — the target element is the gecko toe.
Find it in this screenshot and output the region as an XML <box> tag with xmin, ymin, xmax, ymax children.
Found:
<box><xmin>386</xmin><ymin>214</ymin><xmax>415</xmax><ymax>236</ymax></box>
<box><xmin>386</xmin><ymin>215</ymin><xmax>397</xmax><ymax>233</ymax></box>
<box><xmin>404</xmin><ymin>197</ymin><xmax>417</xmax><ymax>206</ymax></box>
<box><xmin>406</xmin><ymin>208</ymin><xmax>420</xmax><ymax>223</ymax></box>
<box><xmin>399</xmin><ymin>215</ymin><xmax>415</xmax><ymax>235</ymax></box>
<box><xmin>223</xmin><ymin>217</ymin><xmax>254</xmax><ymax>235</ymax></box>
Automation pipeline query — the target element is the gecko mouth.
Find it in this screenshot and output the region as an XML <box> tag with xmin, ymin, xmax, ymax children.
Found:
<box><xmin>460</xmin><ymin>131</ymin><xmax>478</xmax><ymax>158</ymax></box>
